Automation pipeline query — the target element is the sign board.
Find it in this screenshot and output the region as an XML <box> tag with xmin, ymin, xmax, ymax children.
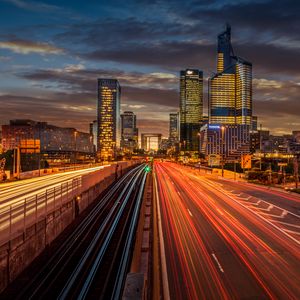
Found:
<box><xmin>208</xmin><ymin>154</ymin><xmax>221</xmax><ymax>167</ymax></box>
<box><xmin>20</xmin><ymin>139</ymin><xmax>40</xmax><ymax>154</ymax></box>
<box><xmin>241</xmin><ymin>154</ymin><xmax>252</xmax><ymax>169</ymax></box>
<box><xmin>278</xmin><ymin>163</ymin><xmax>288</xmax><ymax>167</ymax></box>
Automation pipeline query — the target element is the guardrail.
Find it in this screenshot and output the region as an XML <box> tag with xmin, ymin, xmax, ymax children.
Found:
<box><xmin>0</xmin><ymin>177</ymin><xmax>81</xmax><ymax>246</ymax></box>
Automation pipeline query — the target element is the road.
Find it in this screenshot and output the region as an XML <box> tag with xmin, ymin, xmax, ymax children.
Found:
<box><xmin>0</xmin><ymin>165</ymin><xmax>109</xmax><ymax>207</ymax></box>
<box><xmin>154</xmin><ymin>162</ymin><xmax>300</xmax><ymax>299</ymax></box>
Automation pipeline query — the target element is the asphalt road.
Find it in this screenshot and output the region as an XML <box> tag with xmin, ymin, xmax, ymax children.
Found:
<box><xmin>0</xmin><ymin>165</ymin><xmax>109</xmax><ymax>207</ymax></box>
<box><xmin>155</xmin><ymin>162</ymin><xmax>300</xmax><ymax>300</ymax></box>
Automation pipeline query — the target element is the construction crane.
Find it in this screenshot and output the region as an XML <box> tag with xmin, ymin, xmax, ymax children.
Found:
<box><xmin>0</xmin><ymin>158</ymin><xmax>6</xmax><ymax>181</ymax></box>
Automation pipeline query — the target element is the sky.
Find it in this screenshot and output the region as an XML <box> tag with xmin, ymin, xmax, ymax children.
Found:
<box><xmin>0</xmin><ymin>0</ymin><xmax>299</xmax><ymax>137</ymax></box>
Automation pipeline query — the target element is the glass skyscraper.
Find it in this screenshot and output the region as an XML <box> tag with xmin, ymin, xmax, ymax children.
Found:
<box><xmin>97</xmin><ymin>79</ymin><xmax>120</xmax><ymax>161</ymax></box>
<box><xmin>180</xmin><ymin>69</ymin><xmax>203</xmax><ymax>152</ymax></box>
<box><xmin>169</xmin><ymin>112</ymin><xmax>179</xmax><ymax>143</ymax></box>
<box><xmin>120</xmin><ymin>111</ymin><xmax>138</xmax><ymax>152</ymax></box>
<box><xmin>209</xmin><ymin>24</ymin><xmax>252</xmax><ymax>126</ymax></box>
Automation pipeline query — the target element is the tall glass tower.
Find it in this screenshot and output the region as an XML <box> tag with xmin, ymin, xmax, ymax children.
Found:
<box><xmin>180</xmin><ymin>69</ymin><xmax>203</xmax><ymax>152</ymax></box>
<box><xmin>169</xmin><ymin>112</ymin><xmax>180</xmax><ymax>143</ymax></box>
<box><xmin>120</xmin><ymin>111</ymin><xmax>138</xmax><ymax>152</ymax></box>
<box><xmin>209</xmin><ymin>25</ymin><xmax>252</xmax><ymax>126</ymax></box>
<box><xmin>97</xmin><ymin>79</ymin><xmax>120</xmax><ymax>161</ymax></box>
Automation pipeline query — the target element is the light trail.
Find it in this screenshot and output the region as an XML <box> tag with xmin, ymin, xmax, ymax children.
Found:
<box><xmin>0</xmin><ymin>166</ymin><xmax>109</xmax><ymax>207</ymax></box>
<box><xmin>155</xmin><ymin>162</ymin><xmax>300</xmax><ymax>299</ymax></box>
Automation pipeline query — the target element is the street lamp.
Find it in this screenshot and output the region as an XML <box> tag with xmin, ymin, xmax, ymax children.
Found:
<box><xmin>74</xmin><ymin>131</ymin><xmax>78</xmax><ymax>169</ymax></box>
<box><xmin>221</xmin><ymin>126</ymin><xmax>225</xmax><ymax>177</ymax></box>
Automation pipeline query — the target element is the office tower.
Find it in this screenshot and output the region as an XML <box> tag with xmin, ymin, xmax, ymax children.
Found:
<box><xmin>180</xmin><ymin>69</ymin><xmax>203</xmax><ymax>152</ymax></box>
<box><xmin>169</xmin><ymin>112</ymin><xmax>179</xmax><ymax>143</ymax></box>
<box><xmin>209</xmin><ymin>24</ymin><xmax>252</xmax><ymax>126</ymax></box>
<box><xmin>97</xmin><ymin>79</ymin><xmax>121</xmax><ymax>161</ymax></box>
<box><xmin>120</xmin><ymin>111</ymin><xmax>138</xmax><ymax>152</ymax></box>
<box><xmin>89</xmin><ymin>120</ymin><xmax>98</xmax><ymax>151</ymax></box>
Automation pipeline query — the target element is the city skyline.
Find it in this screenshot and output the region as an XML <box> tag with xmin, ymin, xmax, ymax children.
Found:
<box><xmin>0</xmin><ymin>0</ymin><xmax>299</xmax><ymax>136</ymax></box>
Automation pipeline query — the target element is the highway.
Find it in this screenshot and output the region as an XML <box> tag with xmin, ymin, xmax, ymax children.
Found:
<box><xmin>0</xmin><ymin>165</ymin><xmax>110</xmax><ymax>207</ymax></box>
<box><xmin>155</xmin><ymin>162</ymin><xmax>300</xmax><ymax>299</ymax></box>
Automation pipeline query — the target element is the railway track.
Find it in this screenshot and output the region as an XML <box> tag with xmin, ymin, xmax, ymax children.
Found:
<box><xmin>3</xmin><ymin>163</ymin><xmax>147</xmax><ymax>299</ymax></box>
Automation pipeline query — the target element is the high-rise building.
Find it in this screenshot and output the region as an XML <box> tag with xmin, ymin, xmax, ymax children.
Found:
<box><xmin>169</xmin><ymin>112</ymin><xmax>179</xmax><ymax>143</ymax></box>
<box><xmin>209</xmin><ymin>24</ymin><xmax>252</xmax><ymax>126</ymax></box>
<box><xmin>97</xmin><ymin>79</ymin><xmax>121</xmax><ymax>161</ymax></box>
<box><xmin>89</xmin><ymin>120</ymin><xmax>97</xmax><ymax>152</ymax></box>
<box><xmin>120</xmin><ymin>111</ymin><xmax>138</xmax><ymax>152</ymax></box>
<box><xmin>180</xmin><ymin>69</ymin><xmax>203</xmax><ymax>152</ymax></box>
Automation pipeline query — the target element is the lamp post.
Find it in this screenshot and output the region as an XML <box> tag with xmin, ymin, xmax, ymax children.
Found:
<box><xmin>221</xmin><ymin>126</ymin><xmax>225</xmax><ymax>177</ymax></box>
<box><xmin>74</xmin><ymin>131</ymin><xmax>78</xmax><ymax>169</ymax></box>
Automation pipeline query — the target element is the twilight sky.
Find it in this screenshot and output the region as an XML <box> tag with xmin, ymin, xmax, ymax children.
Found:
<box><xmin>0</xmin><ymin>0</ymin><xmax>299</xmax><ymax>137</ymax></box>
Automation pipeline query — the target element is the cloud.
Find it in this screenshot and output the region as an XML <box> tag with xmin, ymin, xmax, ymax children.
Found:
<box><xmin>0</xmin><ymin>40</ymin><xmax>64</xmax><ymax>55</ymax></box>
<box><xmin>2</xmin><ymin>0</ymin><xmax>60</xmax><ymax>12</ymax></box>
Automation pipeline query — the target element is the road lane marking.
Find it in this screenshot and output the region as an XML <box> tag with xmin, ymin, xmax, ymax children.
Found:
<box><xmin>282</xmin><ymin>229</ymin><xmax>300</xmax><ymax>235</ymax></box>
<box><xmin>237</xmin><ymin>196</ymin><xmax>252</xmax><ymax>201</ymax></box>
<box><xmin>272</xmin><ymin>220</ymin><xmax>300</xmax><ymax>229</ymax></box>
<box><xmin>187</xmin><ymin>209</ymin><xmax>193</xmax><ymax>217</ymax></box>
<box><xmin>212</xmin><ymin>253</ymin><xmax>224</xmax><ymax>273</ymax></box>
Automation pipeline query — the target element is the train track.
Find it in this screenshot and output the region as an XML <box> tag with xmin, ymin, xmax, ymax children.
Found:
<box><xmin>4</xmin><ymin>163</ymin><xmax>147</xmax><ymax>299</ymax></box>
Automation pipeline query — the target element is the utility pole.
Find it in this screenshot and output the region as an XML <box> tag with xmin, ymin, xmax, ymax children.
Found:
<box><xmin>259</xmin><ymin>123</ymin><xmax>262</xmax><ymax>170</ymax></box>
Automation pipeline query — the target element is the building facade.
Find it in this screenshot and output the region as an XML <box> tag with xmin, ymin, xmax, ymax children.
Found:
<box><xmin>200</xmin><ymin>124</ymin><xmax>250</xmax><ymax>162</ymax></box>
<box><xmin>180</xmin><ymin>69</ymin><xmax>203</xmax><ymax>152</ymax></box>
<box><xmin>209</xmin><ymin>25</ymin><xmax>252</xmax><ymax>126</ymax></box>
<box><xmin>169</xmin><ymin>112</ymin><xmax>180</xmax><ymax>144</ymax></box>
<box><xmin>89</xmin><ymin>120</ymin><xmax>98</xmax><ymax>152</ymax></box>
<box><xmin>97</xmin><ymin>79</ymin><xmax>121</xmax><ymax>161</ymax></box>
<box><xmin>203</xmin><ymin>25</ymin><xmax>252</xmax><ymax>162</ymax></box>
<box><xmin>1</xmin><ymin>120</ymin><xmax>94</xmax><ymax>163</ymax></box>
<box><xmin>120</xmin><ymin>111</ymin><xmax>138</xmax><ymax>153</ymax></box>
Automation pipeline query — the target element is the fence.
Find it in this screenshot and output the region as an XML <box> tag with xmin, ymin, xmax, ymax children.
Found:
<box><xmin>0</xmin><ymin>177</ymin><xmax>81</xmax><ymax>246</ymax></box>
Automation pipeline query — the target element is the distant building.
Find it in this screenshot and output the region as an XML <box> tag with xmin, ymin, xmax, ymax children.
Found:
<box><xmin>209</xmin><ymin>24</ymin><xmax>252</xmax><ymax>126</ymax></box>
<box><xmin>251</xmin><ymin>116</ymin><xmax>258</xmax><ymax>132</ymax></box>
<box><xmin>141</xmin><ymin>133</ymin><xmax>162</xmax><ymax>151</ymax></box>
<box><xmin>200</xmin><ymin>124</ymin><xmax>250</xmax><ymax>162</ymax></box>
<box><xmin>203</xmin><ymin>25</ymin><xmax>252</xmax><ymax>159</ymax></box>
<box><xmin>159</xmin><ymin>138</ymin><xmax>170</xmax><ymax>151</ymax></box>
<box><xmin>97</xmin><ymin>79</ymin><xmax>121</xmax><ymax>161</ymax></box>
<box><xmin>169</xmin><ymin>113</ymin><xmax>179</xmax><ymax>144</ymax></box>
<box><xmin>180</xmin><ymin>69</ymin><xmax>203</xmax><ymax>152</ymax></box>
<box><xmin>120</xmin><ymin>111</ymin><xmax>138</xmax><ymax>153</ymax></box>
<box><xmin>0</xmin><ymin>130</ymin><xmax>2</xmax><ymax>154</ymax></box>
<box><xmin>1</xmin><ymin>119</ymin><xmax>94</xmax><ymax>163</ymax></box>
<box><xmin>89</xmin><ymin>120</ymin><xmax>97</xmax><ymax>152</ymax></box>
<box><xmin>293</xmin><ymin>131</ymin><xmax>300</xmax><ymax>143</ymax></box>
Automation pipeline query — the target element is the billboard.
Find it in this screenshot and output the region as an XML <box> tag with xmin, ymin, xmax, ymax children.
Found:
<box><xmin>208</xmin><ymin>154</ymin><xmax>221</xmax><ymax>166</ymax></box>
<box><xmin>241</xmin><ymin>154</ymin><xmax>251</xmax><ymax>169</ymax></box>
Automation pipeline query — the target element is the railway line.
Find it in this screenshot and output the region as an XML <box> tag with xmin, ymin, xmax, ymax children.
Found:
<box><xmin>2</xmin><ymin>163</ymin><xmax>147</xmax><ymax>299</ymax></box>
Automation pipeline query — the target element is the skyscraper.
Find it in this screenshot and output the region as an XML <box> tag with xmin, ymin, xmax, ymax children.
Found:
<box><xmin>204</xmin><ymin>25</ymin><xmax>253</xmax><ymax>161</ymax></box>
<box><xmin>97</xmin><ymin>79</ymin><xmax>120</xmax><ymax>161</ymax></box>
<box><xmin>209</xmin><ymin>24</ymin><xmax>252</xmax><ymax>125</ymax></box>
<box><xmin>169</xmin><ymin>112</ymin><xmax>179</xmax><ymax>143</ymax></box>
<box><xmin>180</xmin><ymin>69</ymin><xmax>203</xmax><ymax>152</ymax></box>
<box><xmin>120</xmin><ymin>111</ymin><xmax>138</xmax><ymax>152</ymax></box>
